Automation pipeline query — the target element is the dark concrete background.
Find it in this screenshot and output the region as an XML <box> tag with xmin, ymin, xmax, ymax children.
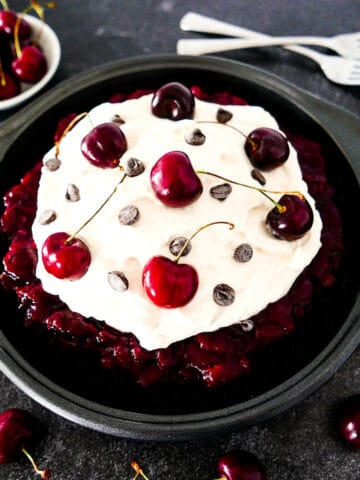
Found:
<box><xmin>0</xmin><ymin>1</ymin><xmax>359</xmax><ymax>479</ymax></box>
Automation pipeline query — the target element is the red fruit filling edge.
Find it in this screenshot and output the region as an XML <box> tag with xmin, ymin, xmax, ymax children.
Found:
<box><xmin>0</xmin><ymin>86</ymin><xmax>344</xmax><ymax>388</ymax></box>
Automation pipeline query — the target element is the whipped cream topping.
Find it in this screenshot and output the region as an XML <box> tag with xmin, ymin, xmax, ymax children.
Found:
<box><xmin>32</xmin><ymin>93</ymin><xmax>322</xmax><ymax>350</ymax></box>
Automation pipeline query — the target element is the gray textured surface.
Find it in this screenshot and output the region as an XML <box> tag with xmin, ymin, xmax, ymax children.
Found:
<box><xmin>1</xmin><ymin>1</ymin><xmax>360</xmax><ymax>479</ymax></box>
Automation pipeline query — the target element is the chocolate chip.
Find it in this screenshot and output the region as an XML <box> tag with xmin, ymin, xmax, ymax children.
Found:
<box><xmin>216</xmin><ymin>108</ymin><xmax>233</xmax><ymax>124</ymax></box>
<box><xmin>111</xmin><ymin>114</ymin><xmax>125</xmax><ymax>125</ymax></box>
<box><xmin>234</xmin><ymin>243</ymin><xmax>253</xmax><ymax>263</ymax></box>
<box><xmin>66</xmin><ymin>184</ymin><xmax>80</xmax><ymax>202</ymax></box>
<box><xmin>239</xmin><ymin>319</ymin><xmax>254</xmax><ymax>332</ymax></box>
<box><xmin>124</xmin><ymin>157</ymin><xmax>145</xmax><ymax>177</ymax></box>
<box><xmin>213</xmin><ymin>284</ymin><xmax>235</xmax><ymax>306</ymax></box>
<box><xmin>107</xmin><ymin>271</ymin><xmax>129</xmax><ymax>292</ymax></box>
<box><xmin>210</xmin><ymin>183</ymin><xmax>232</xmax><ymax>201</ymax></box>
<box><xmin>185</xmin><ymin>128</ymin><xmax>206</xmax><ymax>146</ymax></box>
<box><xmin>38</xmin><ymin>209</ymin><xmax>57</xmax><ymax>225</ymax></box>
<box><xmin>118</xmin><ymin>205</ymin><xmax>140</xmax><ymax>225</ymax></box>
<box><xmin>251</xmin><ymin>168</ymin><xmax>266</xmax><ymax>186</ymax></box>
<box><xmin>44</xmin><ymin>157</ymin><xmax>61</xmax><ymax>171</ymax></box>
<box><xmin>169</xmin><ymin>236</ymin><xmax>192</xmax><ymax>257</ymax></box>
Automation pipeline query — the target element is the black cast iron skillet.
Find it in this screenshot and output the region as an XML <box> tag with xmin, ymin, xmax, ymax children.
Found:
<box><xmin>0</xmin><ymin>55</ymin><xmax>359</xmax><ymax>441</ymax></box>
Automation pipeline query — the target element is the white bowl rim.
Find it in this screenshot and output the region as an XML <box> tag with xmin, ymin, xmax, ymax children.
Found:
<box><xmin>0</xmin><ymin>12</ymin><xmax>61</xmax><ymax>110</ymax></box>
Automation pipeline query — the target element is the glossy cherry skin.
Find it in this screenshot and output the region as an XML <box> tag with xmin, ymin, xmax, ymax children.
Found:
<box><xmin>0</xmin><ymin>10</ymin><xmax>32</xmax><ymax>39</ymax></box>
<box><xmin>217</xmin><ymin>450</ymin><xmax>267</xmax><ymax>480</ymax></box>
<box><xmin>266</xmin><ymin>194</ymin><xmax>314</xmax><ymax>240</ymax></box>
<box><xmin>338</xmin><ymin>394</ymin><xmax>360</xmax><ymax>449</ymax></box>
<box><xmin>142</xmin><ymin>255</ymin><xmax>199</xmax><ymax>308</ymax></box>
<box><xmin>0</xmin><ymin>408</ymin><xmax>33</xmax><ymax>464</ymax></box>
<box><xmin>0</xmin><ymin>72</ymin><xmax>20</xmax><ymax>99</ymax></box>
<box><xmin>81</xmin><ymin>122</ymin><xmax>127</xmax><ymax>168</ymax></box>
<box><xmin>41</xmin><ymin>232</ymin><xmax>91</xmax><ymax>280</ymax></box>
<box><xmin>12</xmin><ymin>45</ymin><xmax>47</xmax><ymax>83</ymax></box>
<box><xmin>150</xmin><ymin>150</ymin><xmax>203</xmax><ymax>207</ymax></box>
<box><xmin>245</xmin><ymin>127</ymin><xmax>289</xmax><ymax>171</ymax></box>
<box><xmin>151</xmin><ymin>81</ymin><xmax>195</xmax><ymax>120</ymax></box>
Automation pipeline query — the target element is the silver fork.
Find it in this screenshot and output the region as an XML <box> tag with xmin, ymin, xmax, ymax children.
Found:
<box><xmin>178</xmin><ymin>12</ymin><xmax>360</xmax><ymax>86</ymax></box>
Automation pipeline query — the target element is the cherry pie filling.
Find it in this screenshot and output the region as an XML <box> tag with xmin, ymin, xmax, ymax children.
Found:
<box><xmin>0</xmin><ymin>86</ymin><xmax>343</xmax><ymax>388</ymax></box>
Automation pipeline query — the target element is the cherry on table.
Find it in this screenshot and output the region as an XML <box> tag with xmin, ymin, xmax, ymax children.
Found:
<box><xmin>266</xmin><ymin>193</ymin><xmax>314</xmax><ymax>240</ymax></box>
<box><xmin>151</xmin><ymin>81</ymin><xmax>195</xmax><ymax>120</ymax></box>
<box><xmin>12</xmin><ymin>45</ymin><xmax>47</xmax><ymax>83</ymax></box>
<box><xmin>217</xmin><ymin>450</ymin><xmax>267</xmax><ymax>480</ymax></box>
<box><xmin>81</xmin><ymin>122</ymin><xmax>127</xmax><ymax>168</ymax></box>
<box><xmin>337</xmin><ymin>394</ymin><xmax>360</xmax><ymax>449</ymax></box>
<box><xmin>0</xmin><ymin>408</ymin><xmax>33</xmax><ymax>464</ymax></box>
<box><xmin>245</xmin><ymin>127</ymin><xmax>290</xmax><ymax>171</ymax></box>
<box><xmin>150</xmin><ymin>150</ymin><xmax>203</xmax><ymax>207</ymax></box>
<box><xmin>41</xmin><ymin>231</ymin><xmax>91</xmax><ymax>280</ymax></box>
<box><xmin>0</xmin><ymin>408</ymin><xmax>50</xmax><ymax>478</ymax></box>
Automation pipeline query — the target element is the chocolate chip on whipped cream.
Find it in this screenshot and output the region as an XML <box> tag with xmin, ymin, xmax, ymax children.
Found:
<box><xmin>210</xmin><ymin>183</ymin><xmax>232</xmax><ymax>201</ymax></box>
<box><xmin>65</xmin><ymin>184</ymin><xmax>80</xmax><ymax>202</ymax></box>
<box><xmin>213</xmin><ymin>283</ymin><xmax>235</xmax><ymax>306</ymax></box>
<box><xmin>38</xmin><ymin>209</ymin><xmax>57</xmax><ymax>225</ymax></box>
<box><xmin>124</xmin><ymin>157</ymin><xmax>145</xmax><ymax>177</ymax></box>
<box><xmin>216</xmin><ymin>107</ymin><xmax>233</xmax><ymax>124</ymax></box>
<box><xmin>233</xmin><ymin>243</ymin><xmax>253</xmax><ymax>263</ymax></box>
<box><xmin>111</xmin><ymin>114</ymin><xmax>125</xmax><ymax>125</ymax></box>
<box><xmin>118</xmin><ymin>205</ymin><xmax>140</xmax><ymax>225</ymax></box>
<box><xmin>169</xmin><ymin>236</ymin><xmax>192</xmax><ymax>257</ymax></box>
<box><xmin>185</xmin><ymin>128</ymin><xmax>206</xmax><ymax>146</ymax></box>
<box><xmin>44</xmin><ymin>157</ymin><xmax>61</xmax><ymax>172</ymax></box>
<box><xmin>107</xmin><ymin>271</ymin><xmax>129</xmax><ymax>292</ymax></box>
<box><xmin>251</xmin><ymin>168</ymin><xmax>266</xmax><ymax>186</ymax></box>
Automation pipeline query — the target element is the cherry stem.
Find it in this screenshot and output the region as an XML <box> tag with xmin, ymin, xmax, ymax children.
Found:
<box><xmin>65</xmin><ymin>170</ymin><xmax>127</xmax><ymax>244</ymax></box>
<box><xmin>55</xmin><ymin>112</ymin><xmax>89</xmax><ymax>157</ymax></box>
<box><xmin>197</xmin><ymin>169</ymin><xmax>304</xmax><ymax>214</ymax></box>
<box><xmin>14</xmin><ymin>16</ymin><xmax>22</xmax><ymax>58</ymax></box>
<box><xmin>0</xmin><ymin>56</ymin><xmax>6</xmax><ymax>86</ymax></box>
<box><xmin>197</xmin><ymin>120</ymin><xmax>247</xmax><ymax>140</ymax></box>
<box><xmin>0</xmin><ymin>0</ymin><xmax>9</xmax><ymax>10</ymax></box>
<box><xmin>174</xmin><ymin>220</ymin><xmax>234</xmax><ymax>264</ymax></box>
<box><xmin>21</xmin><ymin>448</ymin><xmax>51</xmax><ymax>479</ymax></box>
<box><xmin>131</xmin><ymin>460</ymin><xmax>150</xmax><ymax>480</ymax></box>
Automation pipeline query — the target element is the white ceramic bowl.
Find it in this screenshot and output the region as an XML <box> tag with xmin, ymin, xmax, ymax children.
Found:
<box><xmin>0</xmin><ymin>13</ymin><xmax>61</xmax><ymax>110</ymax></box>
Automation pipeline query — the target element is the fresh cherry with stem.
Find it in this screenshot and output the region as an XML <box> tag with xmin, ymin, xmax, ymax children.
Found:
<box><xmin>150</xmin><ymin>150</ymin><xmax>203</xmax><ymax>207</ymax></box>
<box><xmin>0</xmin><ymin>408</ymin><xmax>51</xmax><ymax>479</ymax></box>
<box><xmin>9</xmin><ymin>1</ymin><xmax>56</xmax><ymax>84</ymax></box>
<box><xmin>81</xmin><ymin>122</ymin><xmax>127</xmax><ymax>168</ymax></box>
<box><xmin>142</xmin><ymin>221</ymin><xmax>234</xmax><ymax>308</ymax></box>
<box><xmin>151</xmin><ymin>81</ymin><xmax>195</xmax><ymax>120</ymax></box>
<box><xmin>245</xmin><ymin>127</ymin><xmax>289</xmax><ymax>171</ymax></box>
<box><xmin>12</xmin><ymin>44</ymin><xmax>47</xmax><ymax>83</ymax></box>
<box><xmin>0</xmin><ymin>1</ymin><xmax>31</xmax><ymax>40</ymax></box>
<box><xmin>196</xmin><ymin>169</ymin><xmax>313</xmax><ymax>241</ymax></box>
<box><xmin>197</xmin><ymin>120</ymin><xmax>290</xmax><ymax>172</ymax></box>
<box><xmin>41</xmin><ymin>171</ymin><xmax>127</xmax><ymax>280</ymax></box>
<box><xmin>216</xmin><ymin>450</ymin><xmax>267</xmax><ymax>480</ymax></box>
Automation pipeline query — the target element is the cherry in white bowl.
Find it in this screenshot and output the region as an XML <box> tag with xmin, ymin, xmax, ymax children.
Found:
<box><xmin>0</xmin><ymin>13</ymin><xmax>61</xmax><ymax>110</ymax></box>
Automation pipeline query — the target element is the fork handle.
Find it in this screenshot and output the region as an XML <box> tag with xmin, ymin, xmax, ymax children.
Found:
<box><xmin>179</xmin><ymin>12</ymin><xmax>329</xmax><ymax>58</ymax></box>
<box><xmin>180</xmin><ymin>12</ymin><xmax>270</xmax><ymax>39</ymax></box>
<box><xmin>177</xmin><ymin>35</ymin><xmax>335</xmax><ymax>56</ymax></box>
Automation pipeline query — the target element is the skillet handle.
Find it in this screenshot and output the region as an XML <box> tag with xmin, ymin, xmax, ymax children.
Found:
<box><xmin>0</xmin><ymin>114</ymin><xmax>29</xmax><ymax>158</ymax></box>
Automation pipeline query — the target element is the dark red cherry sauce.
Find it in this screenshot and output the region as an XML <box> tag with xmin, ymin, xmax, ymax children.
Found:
<box><xmin>0</xmin><ymin>87</ymin><xmax>343</xmax><ymax>388</ymax></box>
